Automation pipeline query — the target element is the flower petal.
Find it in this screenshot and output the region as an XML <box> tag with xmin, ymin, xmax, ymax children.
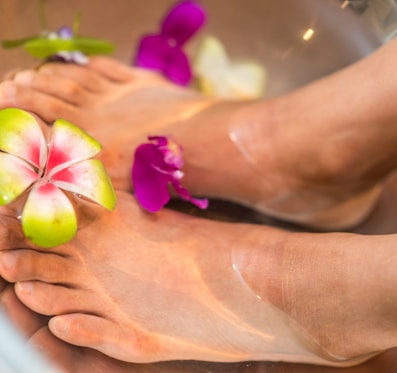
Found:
<box><xmin>51</xmin><ymin>51</ymin><xmax>89</xmax><ymax>64</ymax></box>
<box><xmin>171</xmin><ymin>178</ymin><xmax>208</xmax><ymax>209</ymax></box>
<box><xmin>46</xmin><ymin>118</ymin><xmax>102</xmax><ymax>176</ymax></box>
<box><xmin>0</xmin><ymin>108</ymin><xmax>46</xmax><ymax>169</ymax></box>
<box><xmin>161</xmin><ymin>1</ymin><xmax>206</xmax><ymax>46</ymax></box>
<box><xmin>0</xmin><ymin>153</ymin><xmax>38</xmax><ymax>205</ymax></box>
<box><xmin>132</xmin><ymin>143</ymin><xmax>172</xmax><ymax>212</ymax></box>
<box><xmin>164</xmin><ymin>48</ymin><xmax>192</xmax><ymax>86</ymax></box>
<box><xmin>153</xmin><ymin>136</ymin><xmax>184</xmax><ymax>168</ymax></box>
<box><xmin>135</xmin><ymin>36</ymin><xmax>192</xmax><ymax>85</ymax></box>
<box><xmin>51</xmin><ymin>159</ymin><xmax>116</xmax><ymax>210</ymax></box>
<box><xmin>225</xmin><ymin>62</ymin><xmax>267</xmax><ymax>99</ymax></box>
<box><xmin>22</xmin><ymin>183</ymin><xmax>77</xmax><ymax>248</ymax></box>
<box><xmin>193</xmin><ymin>35</ymin><xmax>230</xmax><ymax>97</ymax></box>
<box><xmin>193</xmin><ymin>36</ymin><xmax>229</xmax><ymax>75</ymax></box>
<box><xmin>57</xmin><ymin>26</ymin><xmax>73</xmax><ymax>39</ymax></box>
<box><xmin>193</xmin><ymin>36</ymin><xmax>266</xmax><ymax>99</ymax></box>
<box><xmin>134</xmin><ymin>35</ymin><xmax>169</xmax><ymax>70</ymax></box>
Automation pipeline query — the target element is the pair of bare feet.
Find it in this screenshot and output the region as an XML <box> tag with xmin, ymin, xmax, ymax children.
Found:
<box><xmin>1</xmin><ymin>49</ymin><xmax>397</xmax><ymax>369</ymax></box>
<box><xmin>0</xmin><ymin>54</ymin><xmax>388</xmax><ymax>230</ymax></box>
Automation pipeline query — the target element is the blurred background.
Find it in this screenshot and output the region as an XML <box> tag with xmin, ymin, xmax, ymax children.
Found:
<box><xmin>0</xmin><ymin>0</ymin><xmax>381</xmax><ymax>97</ymax></box>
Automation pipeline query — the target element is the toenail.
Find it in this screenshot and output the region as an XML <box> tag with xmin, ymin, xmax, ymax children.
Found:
<box><xmin>0</xmin><ymin>252</ymin><xmax>16</xmax><ymax>270</ymax></box>
<box><xmin>51</xmin><ymin>317</ymin><xmax>70</xmax><ymax>336</ymax></box>
<box><xmin>17</xmin><ymin>281</ymin><xmax>34</xmax><ymax>295</ymax></box>
<box><xmin>14</xmin><ymin>71</ymin><xmax>33</xmax><ymax>85</ymax></box>
<box><xmin>0</xmin><ymin>81</ymin><xmax>16</xmax><ymax>99</ymax></box>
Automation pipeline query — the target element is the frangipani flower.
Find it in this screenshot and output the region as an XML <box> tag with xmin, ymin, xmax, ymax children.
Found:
<box><xmin>134</xmin><ymin>0</ymin><xmax>206</xmax><ymax>86</ymax></box>
<box><xmin>132</xmin><ymin>136</ymin><xmax>208</xmax><ymax>212</ymax></box>
<box><xmin>0</xmin><ymin>108</ymin><xmax>116</xmax><ymax>248</ymax></box>
<box><xmin>193</xmin><ymin>35</ymin><xmax>267</xmax><ymax>99</ymax></box>
<box><xmin>2</xmin><ymin>26</ymin><xmax>114</xmax><ymax>64</ymax></box>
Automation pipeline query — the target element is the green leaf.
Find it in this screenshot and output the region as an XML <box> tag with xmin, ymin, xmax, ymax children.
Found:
<box><xmin>2</xmin><ymin>35</ymin><xmax>38</xmax><ymax>49</ymax></box>
<box><xmin>24</xmin><ymin>36</ymin><xmax>114</xmax><ymax>59</ymax></box>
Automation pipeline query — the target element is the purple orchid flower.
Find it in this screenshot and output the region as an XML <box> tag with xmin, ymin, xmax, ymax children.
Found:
<box><xmin>132</xmin><ymin>136</ymin><xmax>208</xmax><ymax>212</ymax></box>
<box><xmin>134</xmin><ymin>0</ymin><xmax>206</xmax><ymax>86</ymax></box>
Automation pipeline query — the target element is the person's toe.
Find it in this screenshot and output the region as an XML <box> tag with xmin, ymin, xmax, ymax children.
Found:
<box><xmin>0</xmin><ymin>283</ymin><xmax>48</xmax><ymax>336</ymax></box>
<box><xmin>15</xmin><ymin>281</ymin><xmax>91</xmax><ymax>316</ymax></box>
<box><xmin>39</xmin><ymin>62</ymin><xmax>117</xmax><ymax>94</ymax></box>
<box><xmin>14</xmin><ymin>70</ymin><xmax>96</xmax><ymax>106</ymax></box>
<box><xmin>88</xmin><ymin>56</ymin><xmax>136</xmax><ymax>83</ymax></box>
<box><xmin>49</xmin><ymin>314</ymin><xmax>152</xmax><ymax>362</ymax></box>
<box><xmin>0</xmin><ymin>80</ymin><xmax>77</xmax><ymax>123</ymax></box>
<box><xmin>0</xmin><ymin>249</ymin><xmax>73</xmax><ymax>284</ymax></box>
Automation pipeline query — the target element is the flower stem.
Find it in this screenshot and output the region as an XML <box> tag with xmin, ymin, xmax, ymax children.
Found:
<box><xmin>39</xmin><ymin>0</ymin><xmax>48</xmax><ymax>30</ymax></box>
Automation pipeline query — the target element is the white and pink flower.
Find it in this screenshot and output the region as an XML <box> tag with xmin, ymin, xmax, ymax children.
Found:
<box><xmin>0</xmin><ymin>108</ymin><xmax>116</xmax><ymax>247</ymax></box>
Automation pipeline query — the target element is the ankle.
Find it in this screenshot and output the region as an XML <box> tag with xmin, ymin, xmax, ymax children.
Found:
<box><xmin>281</xmin><ymin>232</ymin><xmax>397</xmax><ymax>359</ymax></box>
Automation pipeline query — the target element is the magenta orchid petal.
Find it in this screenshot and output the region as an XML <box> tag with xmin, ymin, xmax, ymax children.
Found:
<box><xmin>135</xmin><ymin>35</ymin><xmax>168</xmax><ymax>70</ymax></box>
<box><xmin>136</xmin><ymin>36</ymin><xmax>191</xmax><ymax>84</ymax></box>
<box><xmin>171</xmin><ymin>178</ymin><xmax>209</xmax><ymax>209</ymax></box>
<box><xmin>163</xmin><ymin>48</ymin><xmax>192</xmax><ymax>86</ymax></box>
<box><xmin>150</xmin><ymin>135</ymin><xmax>184</xmax><ymax>169</ymax></box>
<box><xmin>132</xmin><ymin>143</ymin><xmax>173</xmax><ymax>212</ymax></box>
<box><xmin>161</xmin><ymin>1</ymin><xmax>206</xmax><ymax>46</ymax></box>
<box><xmin>148</xmin><ymin>135</ymin><xmax>168</xmax><ymax>147</ymax></box>
<box><xmin>133</xmin><ymin>1</ymin><xmax>205</xmax><ymax>85</ymax></box>
<box><xmin>132</xmin><ymin>136</ymin><xmax>208</xmax><ymax>212</ymax></box>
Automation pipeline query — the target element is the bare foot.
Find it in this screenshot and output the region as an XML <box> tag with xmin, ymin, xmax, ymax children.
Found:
<box><xmin>0</xmin><ymin>57</ymin><xmax>215</xmax><ymax>191</ymax></box>
<box><xmin>1</xmin><ymin>191</ymin><xmax>397</xmax><ymax>365</ymax></box>
<box><xmin>2</xmin><ymin>274</ymin><xmax>397</xmax><ymax>373</ymax></box>
<box><xmin>0</xmin><ymin>49</ymin><xmax>396</xmax><ymax>230</ymax></box>
<box><xmin>0</xmin><ymin>277</ymin><xmax>150</xmax><ymax>373</ymax></box>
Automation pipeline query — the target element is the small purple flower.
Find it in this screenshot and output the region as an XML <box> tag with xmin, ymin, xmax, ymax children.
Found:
<box><xmin>57</xmin><ymin>26</ymin><xmax>74</xmax><ymax>39</ymax></box>
<box><xmin>132</xmin><ymin>136</ymin><xmax>208</xmax><ymax>212</ymax></box>
<box><xmin>46</xmin><ymin>26</ymin><xmax>89</xmax><ymax>64</ymax></box>
<box><xmin>134</xmin><ymin>0</ymin><xmax>206</xmax><ymax>86</ymax></box>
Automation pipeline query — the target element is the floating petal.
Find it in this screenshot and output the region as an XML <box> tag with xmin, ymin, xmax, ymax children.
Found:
<box><xmin>135</xmin><ymin>35</ymin><xmax>168</xmax><ymax>70</ymax></box>
<box><xmin>46</xmin><ymin>119</ymin><xmax>102</xmax><ymax>176</ymax></box>
<box><xmin>162</xmin><ymin>1</ymin><xmax>206</xmax><ymax>46</ymax></box>
<box><xmin>0</xmin><ymin>108</ymin><xmax>46</xmax><ymax>169</ymax></box>
<box><xmin>51</xmin><ymin>159</ymin><xmax>116</xmax><ymax>210</ymax></box>
<box><xmin>226</xmin><ymin>62</ymin><xmax>267</xmax><ymax>99</ymax></box>
<box><xmin>164</xmin><ymin>47</ymin><xmax>192</xmax><ymax>86</ymax></box>
<box><xmin>193</xmin><ymin>36</ymin><xmax>266</xmax><ymax>99</ymax></box>
<box><xmin>22</xmin><ymin>184</ymin><xmax>77</xmax><ymax>248</ymax></box>
<box><xmin>171</xmin><ymin>178</ymin><xmax>208</xmax><ymax>209</ymax></box>
<box><xmin>193</xmin><ymin>36</ymin><xmax>229</xmax><ymax>75</ymax></box>
<box><xmin>135</xmin><ymin>36</ymin><xmax>192</xmax><ymax>85</ymax></box>
<box><xmin>0</xmin><ymin>153</ymin><xmax>38</xmax><ymax>205</ymax></box>
<box><xmin>132</xmin><ymin>143</ymin><xmax>172</xmax><ymax>212</ymax></box>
